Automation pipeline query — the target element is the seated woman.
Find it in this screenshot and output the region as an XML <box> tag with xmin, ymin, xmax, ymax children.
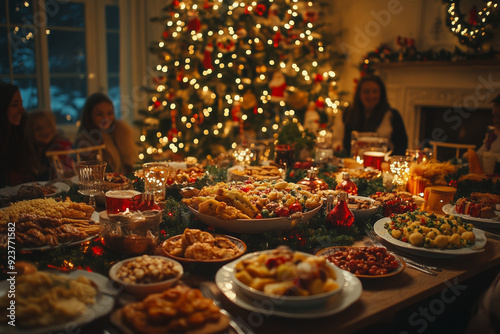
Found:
<box><xmin>25</xmin><ymin>110</ymin><xmax>74</xmax><ymax>180</ymax></box>
<box><xmin>74</xmin><ymin>92</ymin><xmax>139</xmax><ymax>174</ymax></box>
<box><xmin>0</xmin><ymin>82</ymin><xmax>36</xmax><ymax>187</ymax></box>
<box><xmin>342</xmin><ymin>75</ymin><xmax>408</xmax><ymax>156</ymax></box>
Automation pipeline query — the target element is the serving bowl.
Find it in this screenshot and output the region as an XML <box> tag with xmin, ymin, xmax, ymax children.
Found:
<box><xmin>109</xmin><ymin>255</ymin><xmax>183</xmax><ymax>297</ymax></box>
<box><xmin>231</xmin><ymin>249</ymin><xmax>345</xmax><ymax>309</ymax></box>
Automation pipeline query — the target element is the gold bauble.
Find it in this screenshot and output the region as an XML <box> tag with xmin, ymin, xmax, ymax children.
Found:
<box><xmin>241</xmin><ymin>90</ymin><xmax>257</xmax><ymax>110</ymax></box>
<box><xmin>287</xmin><ymin>90</ymin><xmax>309</xmax><ymax>110</ymax></box>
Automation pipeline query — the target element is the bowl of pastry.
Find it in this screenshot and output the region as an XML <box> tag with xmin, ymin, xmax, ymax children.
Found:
<box><xmin>231</xmin><ymin>246</ymin><xmax>344</xmax><ymax>308</ymax></box>
<box><xmin>109</xmin><ymin>255</ymin><xmax>183</xmax><ymax>297</ymax></box>
<box><xmin>162</xmin><ymin>228</ymin><xmax>246</xmax><ymax>264</ymax></box>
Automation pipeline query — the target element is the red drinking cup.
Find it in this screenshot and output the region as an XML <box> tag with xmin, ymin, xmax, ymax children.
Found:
<box><xmin>105</xmin><ymin>190</ymin><xmax>142</xmax><ymax>214</ymax></box>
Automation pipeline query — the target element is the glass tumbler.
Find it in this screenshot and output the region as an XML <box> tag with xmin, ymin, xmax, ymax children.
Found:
<box><xmin>77</xmin><ymin>160</ymin><xmax>107</xmax><ymax>208</ymax></box>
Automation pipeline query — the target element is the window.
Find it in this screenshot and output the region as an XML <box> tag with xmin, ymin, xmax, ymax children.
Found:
<box><xmin>0</xmin><ymin>0</ymin><xmax>120</xmax><ymax>129</ymax></box>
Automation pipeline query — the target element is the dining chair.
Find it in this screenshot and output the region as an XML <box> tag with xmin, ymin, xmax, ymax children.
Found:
<box><xmin>45</xmin><ymin>144</ymin><xmax>106</xmax><ymax>180</ymax></box>
<box><xmin>429</xmin><ymin>141</ymin><xmax>476</xmax><ymax>160</ymax></box>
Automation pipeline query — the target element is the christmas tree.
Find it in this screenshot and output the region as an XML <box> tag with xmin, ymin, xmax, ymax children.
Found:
<box><xmin>138</xmin><ymin>0</ymin><xmax>345</xmax><ymax>162</ymax></box>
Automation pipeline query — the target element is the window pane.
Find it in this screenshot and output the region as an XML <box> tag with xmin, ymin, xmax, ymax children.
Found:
<box><xmin>0</xmin><ymin>27</ymin><xmax>9</xmax><ymax>74</ymax></box>
<box><xmin>46</xmin><ymin>2</ymin><xmax>84</xmax><ymax>28</ymax></box>
<box><xmin>10</xmin><ymin>26</ymin><xmax>36</xmax><ymax>75</ymax></box>
<box><xmin>14</xmin><ymin>77</ymin><xmax>38</xmax><ymax>110</ymax></box>
<box><xmin>0</xmin><ymin>0</ymin><xmax>6</xmax><ymax>23</ymax></box>
<box><xmin>47</xmin><ymin>29</ymin><xmax>86</xmax><ymax>73</ymax></box>
<box><xmin>108</xmin><ymin>75</ymin><xmax>121</xmax><ymax>118</ymax></box>
<box><xmin>8</xmin><ymin>0</ymin><xmax>33</xmax><ymax>25</ymax></box>
<box><xmin>105</xmin><ymin>5</ymin><xmax>119</xmax><ymax>29</ymax></box>
<box><xmin>50</xmin><ymin>76</ymin><xmax>87</xmax><ymax>124</ymax></box>
<box><xmin>106</xmin><ymin>31</ymin><xmax>119</xmax><ymax>73</ymax></box>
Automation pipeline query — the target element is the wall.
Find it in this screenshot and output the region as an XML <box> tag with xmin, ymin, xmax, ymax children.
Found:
<box><xmin>324</xmin><ymin>0</ymin><xmax>500</xmax><ymax>100</ymax></box>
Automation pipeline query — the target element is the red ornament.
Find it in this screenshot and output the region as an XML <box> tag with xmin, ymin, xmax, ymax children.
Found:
<box><xmin>273</xmin><ymin>31</ymin><xmax>281</xmax><ymax>48</ymax></box>
<box><xmin>335</xmin><ymin>172</ymin><xmax>358</xmax><ymax>195</ymax></box>
<box><xmin>162</xmin><ymin>30</ymin><xmax>170</xmax><ymax>39</ymax></box>
<box><xmin>256</xmin><ymin>4</ymin><xmax>267</xmax><ymax>16</ymax></box>
<box><xmin>91</xmin><ymin>246</ymin><xmax>104</xmax><ymax>256</ymax></box>
<box><xmin>326</xmin><ymin>192</ymin><xmax>354</xmax><ymax>228</ymax></box>
<box><xmin>469</xmin><ymin>6</ymin><xmax>478</xmax><ymax>26</ymax></box>
<box><xmin>153</xmin><ymin>100</ymin><xmax>162</xmax><ymax>109</ymax></box>
<box><xmin>314</xmin><ymin>73</ymin><xmax>323</xmax><ymax>83</ymax></box>
<box><xmin>203</xmin><ymin>43</ymin><xmax>214</xmax><ymax>69</ymax></box>
<box><xmin>188</xmin><ymin>16</ymin><xmax>201</xmax><ymax>32</ymax></box>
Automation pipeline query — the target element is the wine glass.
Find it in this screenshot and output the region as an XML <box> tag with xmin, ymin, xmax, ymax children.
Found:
<box><xmin>77</xmin><ymin>161</ymin><xmax>107</xmax><ymax>208</ymax></box>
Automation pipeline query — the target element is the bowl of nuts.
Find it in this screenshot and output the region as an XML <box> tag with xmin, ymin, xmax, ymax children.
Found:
<box><xmin>109</xmin><ymin>255</ymin><xmax>183</xmax><ymax>297</ymax></box>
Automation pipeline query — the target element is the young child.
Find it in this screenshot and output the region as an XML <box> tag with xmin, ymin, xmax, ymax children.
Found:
<box><xmin>25</xmin><ymin>110</ymin><xmax>74</xmax><ymax>180</ymax></box>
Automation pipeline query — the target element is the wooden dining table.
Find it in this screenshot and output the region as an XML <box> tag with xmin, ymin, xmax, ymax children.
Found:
<box><xmin>195</xmin><ymin>231</ymin><xmax>500</xmax><ymax>334</ymax></box>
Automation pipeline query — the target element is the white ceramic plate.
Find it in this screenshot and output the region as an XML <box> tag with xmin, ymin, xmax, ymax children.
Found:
<box><xmin>348</xmin><ymin>196</ymin><xmax>379</xmax><ymax>221</ymax></box>
<box><xmin>231</xmin><ymin>250</ymin><xmax>345</xmax><ymax>309</ymax></box>
<box><xmin>316</xmin><ymin>246</ymin><xmax>406</xmax><ymax>279</ymax></box>
<box><xmin>442</xmin><ymin>204</ymin><xmax>500</xmax><ymax>228</ymax></box>
<box><xmin>215</xmin><ymin>259</ymin><xmax>362</xmax><ymax>318</ymax></box>
<box><xmin>0</xmin><ymin>181</ymin><xmax>70</xmax><ymax>197</ymax></box>
<box><xmin>0</xmin><ymin>270</ymin><xmax>116</xmax><ymax>334</ymax></box>
<box><xmin>373</xmin><ymin>218</ymin><xmax>487</xmax><ymax>258</ymax></box>
<box><xmin>187</xmin><ymin>204</ymin><xmax>323</xmax><ymax>234</ymax></box>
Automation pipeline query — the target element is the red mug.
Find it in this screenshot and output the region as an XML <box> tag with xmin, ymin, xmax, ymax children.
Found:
<box><xmin>363</xmin><ymin>150</ymin><xmax>386</xmax><ymax>170</ymax></box>
<box><xmin>105</xmin><ymin>190</ymin><xmax>142</xmax><ymax>214</ymax></box>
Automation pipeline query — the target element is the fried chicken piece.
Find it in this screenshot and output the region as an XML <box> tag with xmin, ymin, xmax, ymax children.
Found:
<box><xmin>184</xmin><ymin>242</ymin><xmax>216</xmax><ymax>260</ymax></box>
<box><xmin>181</xmin><ymin>229</ymin><xmax>215</xmax><ymax>250</ymax></box>
<box><xmin>22</xmin><ymin>228</ymin><xmax>46</xmax><ymax>246</ymax></box>
<box><xmin>181</xmin><ymin>196</ymin><xmax>213</xmax><ymax>210</ymax></box>
<box><xmin>163</xmin><ymin>238</ymin><xmax>184</xmax><ymax>257</ymax></box>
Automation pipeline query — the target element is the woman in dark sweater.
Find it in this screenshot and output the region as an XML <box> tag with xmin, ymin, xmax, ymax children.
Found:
<box><xmin>0</xmin><ymin>82</ymin><xmax>36</xmax><ymax>187</ymax></box>
<box><xmin>343</xmin><ymin>75</ymin><xmax>408</xmax><ymax>156</ymax></box>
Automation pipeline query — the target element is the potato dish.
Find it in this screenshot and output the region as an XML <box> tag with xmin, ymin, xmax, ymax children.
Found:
<box><xmin>233</xmin><ymin>246</ymin><xmax>339</xmax><ymax>297</ymax></box>
<box><xmin>384</xmin><ymin>211</ymin><xmax>475</xmax><ymax>249</ymax></box>
<box><xmin>0</xmin><ymin>271</ymin><xmax>97</xmax><ymax>328</ymax></box>
<box><xmin>182</xmin><ymin>180</ymin><xmax>322</xmax><ymax>219</ymax></box>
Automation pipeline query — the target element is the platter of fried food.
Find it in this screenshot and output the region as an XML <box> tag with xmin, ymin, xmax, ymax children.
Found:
<box><xmin>0</xmin><ymin>181</ymin><xmax>70</xmax><ymax>201</ymax></box>
<box><xmin>0</xmin><ymin>269</ymin><xmax>114</xmax><ymax>333</ymax></box>
<box><xmin>181</xmin><ymin>180</ymin><xmax>323</xmax><ymax>233</ymax></box>
<box><xmin>162</xmin><ymin>228</ymin><xmax>246</xmax><ymax>264</ymax></box>
<box><xmin>110</xmin><ymin>284</ymin><xmax>229</xmax><ymax>334</ymax></box>
<box><xmin>231</xmin><ymin>246</ymin><xmax>345</xmax><ymax>309</ymax></box>
<box><xmin>227</xmin><ymin>165</ymin><xmax>284</xmax><ymax>181</ymax></box>
<box><xmin>0</xmin><ymin>197</ymin><xmax>103</xmax><ymax>251</ymax></box>
<box><xmin>375</xmin><ymin>211</ymin><xmax>486</xmax><ymax>258</ymax></box>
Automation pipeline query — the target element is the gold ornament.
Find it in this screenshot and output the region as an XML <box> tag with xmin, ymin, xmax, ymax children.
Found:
<box><xmin>287</xmin><ymin>89</ymin><xmax>309</xmax><ymax>110</ymax></box>
<box><xmin>241</xmin><ymin>90</ymin><xmax>257</xmax><ymax>110</ymax></box>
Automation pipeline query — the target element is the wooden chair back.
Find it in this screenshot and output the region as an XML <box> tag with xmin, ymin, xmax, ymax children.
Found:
<box><xmin>45</xmin><ymin>144</ymin><xmax>106</xmax><ymax>180</ymax></box>
<box><xmin>429</xmin><ymin>141</ymin><xmax>476</xmax><ymax>160</ymax></box>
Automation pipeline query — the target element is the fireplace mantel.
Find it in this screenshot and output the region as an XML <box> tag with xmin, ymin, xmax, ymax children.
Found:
<box><xmin>376</xmin><ymin>60</ymin><xmax>500</xmax><ymax>149</ymax></box>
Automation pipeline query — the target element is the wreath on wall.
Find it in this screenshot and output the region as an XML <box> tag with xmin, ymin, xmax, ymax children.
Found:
<box><xmin>443</xmin><ymin>0</ymin><xmax>500</xmax><ymax>50</ymax></box>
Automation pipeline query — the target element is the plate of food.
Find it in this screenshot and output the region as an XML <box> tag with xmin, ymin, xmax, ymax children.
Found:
<box><xmin>186</xmin><ymin>204</ymin><xmax>322</xmax><ymax>234</ymax></box>
<box><xmin>0</xmin><ymin>197</ymin><xmax>103</xmax><ymax>252</ymax></box>
<box><xmin>182</xmin><ymin>180</ymin><xmax>323</xmax><ymax>233</ymax></box>
<box><xmin>344</xmin><ymin>195</ymin><xmax>380</xmax><ymax>221</ymax></box>
<box><xmin>0</xmin><ymin>181</ymin><xmax>70</xmax><ymax>199</ymax></box>
<box><xmin>227</xmin><ymin>165</ymin><xmax>285</xmax><ymax>181</ymax></box>
<box><xmin>317</xmin><ymin>246</ymin><xmax>405</xmax><ymax>278</ymax></box>
<box><xmin>373</xmin><ymin>212</ymin><xmax>486</xmax><ymax>258</ymax></box>
<box><xmin>442</xmin><ymin>204</ymin><xmax>500</xmax><ymax>228</ymax></box>
<box><xmin>231</xmin><ymin>246</ymin><xmax>345</xmax><ymax>309</ymax></box>
<box><xmin>162</xmin><ymin>228</ymin><xmax>246</xmax><ymax>263</ymax></box>
<box><xmin>0</xmin><ymin>270</ymin><xmax>115</xmax><ymax>333</ymax></box>
<box><xmin>110</xmin><ymin>285</ymin><xmax>230</xmax><ymax>334</ymax></box>
<box><xmin>215</xmin><ymin>251</ymin><xmax>362</xmax><ymax>318</ymax></box>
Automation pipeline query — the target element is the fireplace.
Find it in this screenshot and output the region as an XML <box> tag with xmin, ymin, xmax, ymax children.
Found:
<box><xmin>419</xmin><ymin>106</ymin><xmax>491</xmax><ymax>160</ymax></box>
<box><xmin>376</xmin><ymin>60</ymin><xmax>500</xmax><ymax>153</ymax></box>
